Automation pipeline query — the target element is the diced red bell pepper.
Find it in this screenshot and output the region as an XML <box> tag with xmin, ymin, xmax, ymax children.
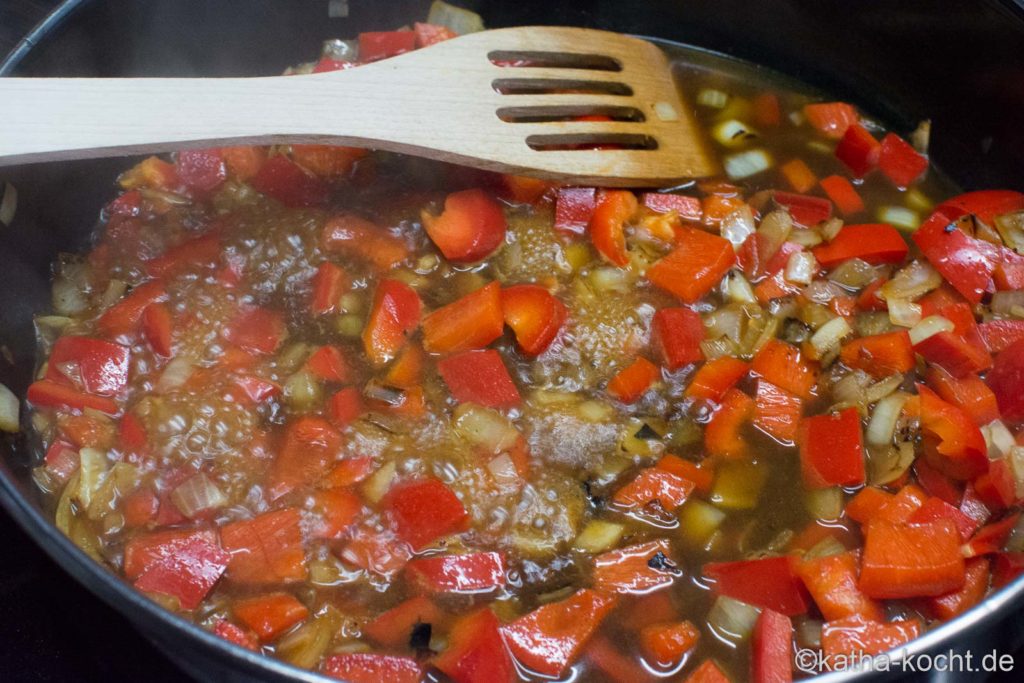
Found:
<box><xmin>309</xmin><ymin>487</ymin><xmax>361</xmax><ymax>540</ymax></box>
<box><xmin>656</xmin><ymin>454</ymin><xmax>714</xmax><ymax>495</ymax></box>
<box><xmin>212</xmin><ymin>619</ymin><xmax>259</xmax><ymax>651</ymax></box>
<box><xmin>914</xmin><ymin>458</ymin><xmax>963</xmax><ymax>506</ymax></box>
<box><xmin>105</xmin><ymin>189</ymin><xmax>144</xmax><ymax>217</ymax></box>
<box><xmin>123</xmin><ymin>528</ymin><xmax>229</xmax><ymax>610</ymax></box>
<box><xmin>221</xmin><ymin>146</ymin><xmax>268</xmax><ymax>180</ymax></box>
<box><xmin>797</xmin><ymin>551</ymin><xmax>884</xmax><ymax>622</ymax></box>
<box><xmin>322</xmin><ymin>213</ymin><xmax>410</xmax><ymax>270</ymax></box>
<box><xmin>704</xmin><ymin>388</ymin><xmax>755</xmax><ymax>459</ymax></box>
<box><xmin>907</xmin><ymin>496</ymin><xmax>979</xmax><ymax>541</ymax></box>
<box><xmin>362</xmin><ymin>278</ymin><xmax>422</xmax><ymax>366</ymax></box>
<box><xmin>685</xmin><ymin>357</ymin><xmax>750</xmax><ymax>402</ymax></box>
<box><xmin>923</xmin><ymin>556</ymin><xmax>990</xmax><ymax>621</ymax></box>
<box><xmin>835</xmin><ymin>123</ymin><xmax>881</xmax><ymax>177</ymax></box>
<box><xmin>962</xmin><ymin>513</ymin><xmax>1021</xmax><ymax>558</ymax></box>
<box><xmin>364</xmin><ymin>596</ymin><xmax>445</xmax><ymax>647</ymax></box>
<box><xmin>846</xmin><ymin>485</ymin><xmax>926</xmax><ymax>525</ymax></box>
<box><xmin>385</xmin><ymin>478</ymin><xmax>468</xmax><ymax>550</ymax></box>
<box><xmin>607</xmin><ymin>357</ymin><xmax>660</xmax><ymax>404</ymax></box>
<box><xmin>755</xmin><ymin>270</ymin><xmax>803</xmax><ymax>303</ymax></box>
<box><xmin>878</xmin><ymin>133</ymin><xmax>928</xmax><ymax>187</ymax></box>
<box><xmin>45</xmin><ymin>336</ymin><xmax>130</xmax><ymax>396</ymax></box>
<box><xmin>839</xmin><ymin>331</ymin><xmax>915</xmax><ymax>379</ymax></box>
<box><xmin>918</xmin><ymin>384</ymin><xmax>988</xmax><ymax>480</ymax></box>
<box><xmin>960</xmin><ymin>483</ymin><xmax>993</xmax><ymax>530</ymax></box>
<box><xmin>406</xmin><ymin>552</ymin><xmax>506</xmax><ymax>594</ymax></box>
<box><xmin>814</xmin><ymin>223</ymin><xmax>908</xmax><ymax>268</ymax></box>
<box><xmin>752</xmin><ymin>339</ymin><xmax>818</xmax><ymax>399</ymax></box>
<box><xmin>647</xmin><ymin>227</ymin><xmax>735</xmax><ymax>303</ymax></box>
<box><xmin>220</xmin><ymin>507</ymin><xmax>307</xmax><ymax>584</ymax></box>
<box><xmin>249</xmin><ymin>155</ymin><xmax>329</xmax><ymax>207</ymax></box>
<box><xmin>432</xmin><ymin>608</ymin><xmax>514</xmax><ymax>683</ymax></box>
<box><xmin>925</xmin><ymin>366</ymin><xmax>1000</xmax><ymax>426</ymax></box>
<box><xmin>304</xmin><ymin>345</ymin><xmax>351</xmax><ymax>383</ymax></box>
<box><xmin>313</xmin><ymin>57</ymin><xmax>356</xmax><ymax>73</ymax></box>
<box><xmin>820</xmin><ymin>175</ymin><xmax>865</xmax><ymax>216</ymax></box>
<box><xmin>267</xmin><ymin>416</ymin><xmax>342</xmax><ymax>500</ymax></box>
<box><xmin>987</xmin><ymin>338</ymin><xmax>1024</xmax><ymax>422</ymax></box>
<box><xmin>358</xmin><ymin>31</ymin><xmax>416</xmax><ymax>62</ymax></box>
<box><xmin>322</xmin><ymin>455</ymin><xmax>376</xmax><ymax>489</ymax></box>
<box><xmin>751</xmin><ymin>609</ymin><xmax>793</xmax><ymax>683</ymax></box>
<box><xmin>859</xmin><ymin>518</ymin><xmax>966</xmax><ymax>598</ymax></box>
<box><xmin>686</xmin><ymin>659</ymin><xmax>732</xmax><ymax>683</ymax></box>
<box><xmin>974</xmin><ymin>459</ymin><xmax>1017</xmax><ymax>512</ymax></box>
<box><xmin>641</xmin><ymin>192</ymin><xmax>703</xmax><ymax>221</ymax></box>
<box><xmin>57</xmin><ymin>417</ymin><xmax>114</xmax><ymax>451</ymax></box>
<box><xmin>324</xmin><ymin>654</ymin><xmax>422</xmax><ymax>683</ymax></box>
<box><xmin>640</xmin><ymin>620</ymin><xmax>700</xmax><ymax>666</ymax></box>
<box><xmin>589</xmin><ymin>189</ymin><xmax>638</xmax><ymax>266</ymax></box>
<box><xmin>414</xmin><ymin>22</ymin><xmax>458</xmax><ymax>47</ymax></box>
<box><xmin>612</xmin><ymin>469</ymin><xmax>694</xmax><ymax>514</ymax></box>
<box><xmin>310</xmin><ymin>262</ymin><xmax>349</xmax><ymax>315</ymax></box>
<box><xmin>753</xmin><ymin>380</ymin><xmax>803</xmax><ymax>444</ymax></box>
<box><xmin>704</xmin><ymin>556</ymin><xmax>809</xmax><ymax>615</ymax></box>
<box><xmin>339</xmin><ymin>524</ymin><xmax>412</xmax><ymax>578</ymax></box>
<box><xmin>175</xmin><ymin>148</ymin><xmax>226</xmax><ymax>196</ymax></box>
<box><xmin>43</xmin><ymin>441</ymin><xmax>80</xmax><ymax>482</ymax></box>
<box><xmin>501</xmin><ymin>589</ymin><xmax>617</xmax><ymax>678</ymax></box>
<box><xmin>147</xmin><ymin>234</ymin><xmax>223</xmax><ymax>279</ymax></box>
<box><xmin>422</xmin><ymin>281</ymin><xmax>504</xmax><ymax>353</ymax></box>
<box><xmin>753</xmin><ymin>92</ymin><xmax>782</xmax><ymax>127</ymax></box>
<box><xmin>98</xmin><ymin>280</ymin><xmax>168</xmax><ymax>337</ymax></box>
<box><xmin>327</xmin><ymin>387</ymin><xmax>364</xmax><ymax>429</ymax></box>
<box><xmin>383</xmin><ymin>343</ymin><xmax>424</xmax><ymax>389</ymax></box>
<box><xmin>593</xmin><ymin>539</ymin><xmax>680</xmax><ymax>594</ymax></box>
<box><xmin>915</xmin><ymin>330</ymin><xmax>992</xmax><ymax>378</ymax></box>
<box><xmin>587</xmin><ymin>637</ymin><xmax>652</xmax><ymax>682</ymax></box>
<box><xmin>27</xmin><ymin>380</ymin><xmax>120</xmax><ymax>415</ymax></box>
<box><xmin>992</xmin><ymin>552</ymin><xmax>1024</xmax><ymax>588</ymax></box>
<box><xmin>438</xmin><ymin>349</ymin><xmax>521</xmax><ymax>408</ymax></box>
<box><xmin>774</xmin><ymin>191</ymin><xmax>833</xmax><ymax>227</ymax></box>
<box><xmin>803</xmin><ymin>102</ymin><xmax>859</xmax><ymax>138</ymax></box>
<box><xmin>799</xmin><ymin>407</ymin><xmax>865</xmax><ymax>489</ymax></box>
<box><xmin>501</xmin><ymin>284</ymin><xmax>567</xmax><ymax>355</ymax></box>
<box><xmin>781</xmin><ymin>158</ymin><xmax>818</xmax><ymax>194</ymax></box>
<box><xmin>223</xmin><ymin>307</ymin><xmax>286</xmax><ymax>355</ymax></box>
<box><xmin>500</xmin><ymin>174</ymin><xmax>553</xmax><ymax>204</ymax></box>
<box><xmin>119</xmin><ymin>156</ymin><xmax>181</xmax><ymax>192</ymax></box>
<box><xmin>554</xmin><ymin>187</ymin><xmax>597</xmax><ymax>235</ymax></box>
<box><xmin>290</xmin><ymin>145</ymin><xmax>367</xmax><ymax>178</ymax></box>
<box><xmin>821</xmin><ymin>616</ymin><xmax>922</xmax><ymax>658</ymax></box>
<box><xmin>980</xmin><ymin>319</ymin><xmax>1024</xmax><ymax>354</ymax></box>
<box><xmin>424</xmin><ymin>189</ymin><xmax>507</xmax><ymax>263</ymax></box>
<box><xmin>233</xmin><ymin>592</ymin><xmax>308</xmax><ymax>641</ymax></box>
<box><xmin>651</xmin><ymin>307</ymin><xmax>704</xmax><ymax>371</ymax></box>
<box><xmin>139</xmin><ymin>303</ymin><xmax>174</xmax><ymax>357</ymax></box>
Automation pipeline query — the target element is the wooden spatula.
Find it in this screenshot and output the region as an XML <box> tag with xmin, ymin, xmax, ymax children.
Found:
<box><xmin>0</xmin><ymin>27</ymin><xmax>716</xmax><ymax>186</ymax></box>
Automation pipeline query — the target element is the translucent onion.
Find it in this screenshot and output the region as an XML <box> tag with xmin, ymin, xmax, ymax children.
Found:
<box><xmin>0</xmin><ymin>382</ymin><xmax>18</xmax><ymax>432</ymax></box>
<box><xmin>361</xmin><ymin>460</ymin><xmax>396</xmax><ymax>504</ymax></box>
<box><xmin>818</xmin><ymin>217</ymin><xmax>844</xmax><ymax>242</ymax></box>
<box><xmin>908</xmin><ymin>315</ymin><xmax>954</xmax><ymax>345</ymax></box>
<box><xmin>697</xmin><ymin>88</ymin><xmax>729</xmax><ymax>109</ymax></box>
<box><xmin>784</xmin><ymin>251</ymin><xmax>817</xmax><ymax>285</ymax></box>
<box><xmin>788</xmin><ymin>228</ymin><xmax>823</xmax><ymax>248</ymax></box>
<box><xmin>804</xmin><ymin>535</ymin><xmax>847</xmax><ymax>560</ymax></box>
<box><xmin>757</xmin><ymin>210</ymin><xmax>793</xmax><ymax>259</ymax></box>
<box><xmin>863</xmin><ymin>374</ymin><xmax>903</xmax><ymax>405</ymax></box>
<box><xmin>588</xmin><ymin>267</ymin><xmax>633</xmax><ymax>293</ymax></box>
<box><xmin>878</xmin><ymin>206</ymin><xmax>919</xmax><ymax>231</ymax></box>
<box><xmin>710</xmin><ymin>461</ymin><xmax>766</xmax><ymax>510</ymax></box>
<box><xmin>677</xmin><ymin>500</ymin><xmax>726</xmax><ymax>546</ymax></box>
<box><xmin>994</xmin><ymin>211</ymin><xmax>1024</xmax><ymax>254</ymax></box>
<box><xmin>724</xmin><ymin>149</ymin><xmax>772</xmax><ymax>180</ymax></box>
<box><xmin>803</xmin><ymin>279</ymin><xmax>844</xmax><ymax>305</ymax></box>
<box><xmin>712</xmin><ymin>120</ymin><xmax>759</xmax><ymax>148</ymax></box>
<box><xmin>721</xmin><ymin>205</ymin><xmax>756</xmax><ymax>248</ymax></box>
<box><xmin>51</xmin><ymin>277</ymin><xmax>89</xmax><ymax>316</ymax></box>
<box><xmin>809</xmin><ymin>316</ymin><xmax>852</xmax><ymax>359</ymax></box>
<box><xmin>828</xmin><ymin>258</ymin><xmax>877</xmax><ymax>289</ymax></box>
<box><xmin>700</xmin><ymin>337</ymin><xmax>736</xmax><ymax>360</ymax></box>
<box><xmin>454</xmin><ymin>403</ymin><xmax>519</xmax><ymax>454</ymax></box>
<box><xmin>171</xmin><ymin>473</ymin><xmax>227</xmax><ymax>518</ymax></box>
<box><xmin>867</xmin><ymin>392</ymin><xmax>909</xmax><ymax>446</ymax></box>
<box><xmin>981</xmin><ymin>419</ymin><xmax>1016</xmax><ymax>460</ymax></box>
<box><xmin>881</xmin><ymin>260</ymin><xmax>941</xmax><ymax>302</ymax></box>
<box><xmin>574</xmin><ymin>520</ymin><xmax>625</xmax><ymax>553</ymax></box>
<box><xmin>869</xmin><ymin>441</ymin><xmax>916</xmax><ymax>486</ymax></box>
<box><xmin>284</xmin><ymin>371</ymin><xmax>322</xmax><ymax>410</ymax></box>
<box><xmin>487</xmin><ymin>453</ymin><xmax>520</xmax><ymax>489</ymax></box>
<box><xmin>805</xmin><ymin>486</ymin><xmax>843</xmax><ymax>521</ymax></box>
<box><xmin>887</xmin><ymin>298</ymin><xmax>922</xmax><ymax>328</ymax></box>
<box><xmin>1008</xmin><ymin>446</ymin><xmax>1024</xmax><ymax>500</ymax></box>
<box><xmin>832</xmin><ymin>370</ymin><xmax>873</xmax><ymax>406</ymax></box>
<box><xmin>427</xmin><ymin>0</ymin><xmax>485</xmax><ymax>34</ymax></box>
<box><xmin>156</xmin><ymin>356</ymin><xmax>194</xmax><ymax>393</ymax></box>
<box><xmin>992</xmin><ymin>291</ymin><xmax>1024</xmax><ymax>315</ymax></box>
<box><xmin>708</xmin><ymin>595</ymin><xmax>761</xmax><ymax>643</ymax></box>
<box><xmin>725</xmin><ymin>271</ymin><xmax>757</xmax><ymax>304</ymax></box>
<box><xmin>76</xmin><ymin>448</ymin><xmax>108</xmax><ymax>509</ymax></box>
<box><xmin>796</xmin><ymin>618</ymin><xmax>824</xmax><ymax>649</ymax></box>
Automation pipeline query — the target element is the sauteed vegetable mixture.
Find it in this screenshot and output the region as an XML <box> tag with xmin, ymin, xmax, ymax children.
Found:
<box><xmin>16</xmin><ymin>9</ymin><xmax>1024</xmax><ymax>683</ymax></box>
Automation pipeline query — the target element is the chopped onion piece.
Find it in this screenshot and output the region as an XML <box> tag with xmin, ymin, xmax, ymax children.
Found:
<box><xmin>285</xmin><ymin>371</ymin><xmax>322</xmax><ymax>410</ymax></box>
<box><xmin>724</xmin><ymin>149</ymin><xmax>772</xmax><ymax>180</ymax></box>
<box><xmin>887</xmin><ymin>298</ymin><xmax>922</xmax><ymax>328</ymax></box>
<box><xmin>487</xmin><ymin>453</ymin><xmax>520</xmax><ymax>489</ymax></box>
<box><xmin>0</xmin><ymin>383</ymin><xmax>18</xmax><ymax>433</ymax></box>
<box><xmin>726</xmin><ymin>271</ymin><xmax>757</xmax><ymax>304</ymax></box>
<box><xmin>804</xmin><ymin>536</ymin><xmax>846</xmax><ymax>560</ymax></box>
<box><xmin>818</xmin><ymin>217</ymin><xmax>844</xmax><ymax>242</ymax></box>
<box><xmin>712</xmin><ymin>120</ymin><xmax>758</xmax><ymax>148</ymax></box>
<box><xmin>881</xmin><ymin>260</ymin><xmax>941</xmax><ymax>302</ymax></box>
<box><xmin>995</xmin><ymin>211</ymin><xmax>1024</xmax><ymax>255</ymax></box>
<box><xmin>574</xmin><ymin>520</ymin><xmax>625</xmax><ymax>553</ymax></box>
<box><xmin>981</xmin><ymin>419</ymin><xmax>1016</xmax><ymax>460</ymax></box>
<box><xmin>832</xmin><ymin>370</ymin><xmax>873</xmax><ymax>406</ymax></box>
<box><xmin>878</xmin><ymin>206</ymin><xmax>919</xmax><ymax>231</ymax></box>
<box><xmin>76</xmin><ymin>448</ymin><xmax>108</xmax><ymax>509</ymax></box>
<box><xmin>803</xmin><ymin>279</ymin><xmax>843</xmax><ymax>304</ymax></box>
<box><xmin>156</xmin><ymin>356</ymin><xmax>194</xmax><ymax>394</ymax></box>
<box><xmin>758</xmin><ymin>210</ymin><xmax>793</xmax><ymax>257</ymax></box>
<box><xmin>992</xmin><ymin>291</ymin><xmax>1024</xmax><ymax>315</ymax></box>
<box><xmin>910</xmin><ymin>119</ymin><xmax>931</xmax><ymax>154</ymax></box>
<box><xmin>171</xmin><ymin>473</ymin><xmax>227</xmax><ymax>518</ymax></box>
<box><xmin>361</xmin><ymin>460</ymin><xmax>396</xmax><ymax>505</ymax></box>
<box><xmin>705</xmin><ymin>307</ymin><xmax>743</xmax><ymax>342</ymax></box>
<box><xmin>788</xmin><ymin>228</ymin><xmax>823</xmax><ymax>248</ymax></box>
<box><xmin>827</xmin><ymin>258</ymin><xmax>877</xmax><ymax>288</ymax></box>
<box><xmin>697</xmin><ymin>88</ymin><xmax>729</xmax><ymax>109</ymax></box>
<box><xmin>454</xmin><ymin>403</ymin><xmax>519</xmax><ymax>454</ymax></box>
<box><xmin>867</xmin><ymin>392</ymin><xmax>909</xmax><ymax>446</ymax></box>
<box><xmin>51</xmin><ymin>277</ymin><xmax>89</xmax><ymax>316</ymax></box>
<box><xmin>721</xmin><ymin>205</ymin><xmax>756</xmax><ymax>248</ymax></box>
<box><xmin>809</xmin><ymin>316</ymin><xmax>852</xmax><ymax>359</ymax></box>
<box><xmin>678</xmin><ymin>500</ymin><xmax>726</xmax><ymax>546</ymax></box>
<box><xmin>700</xmin><ymin>337</ymin><xmax>735</xmax><ymax>360</ymax></box>
<box><xmin>784</xmin><ymin>251</ymin><xmax>817</xmax><ymax>285</ymax></box>
<box><xmin>427</xmin><ymin>0</ymin><xmax>485</xmax><ymax>34</ymax></box>
<box><xmin>908</xmin><ymin>315</ymin><xmax>954</xmax><ymax>345</ymax></box>
<box><xmin>905</xmin><ymin>187</ymin><xmax>934</xmax><ymax>214</ymax></box>
<box><xmin>588</xmin><ymin>267</ymin><xmax>632</xmax><ymax>293</ymax></box>
<box><xmin>708</xmin><ymin>595</ymin><xmax>761</xmax><ymax>643</ymax></box>
<box><xmin>1008</xmin><ymin>446</ymin><xmax>1024</xmax><ymax>500</ymax></box>
<box><xmin>863</xmin><ymin>374</ymin><xmax>903</xmax><ymax>404</ymax></box>
<box><xmin>0</xmin><ymin>182</ymin><xmax>16</xmax><ymax>226</ymax></box>
<box><xmin>804</xmin><ymin>486</ymin><xmax>843</xmax><ymax>521</ymax></box>
<box><xmin>869</xmin><ymin>441</ymin><xmax>916</xmax><ymax>486</ymax></box>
